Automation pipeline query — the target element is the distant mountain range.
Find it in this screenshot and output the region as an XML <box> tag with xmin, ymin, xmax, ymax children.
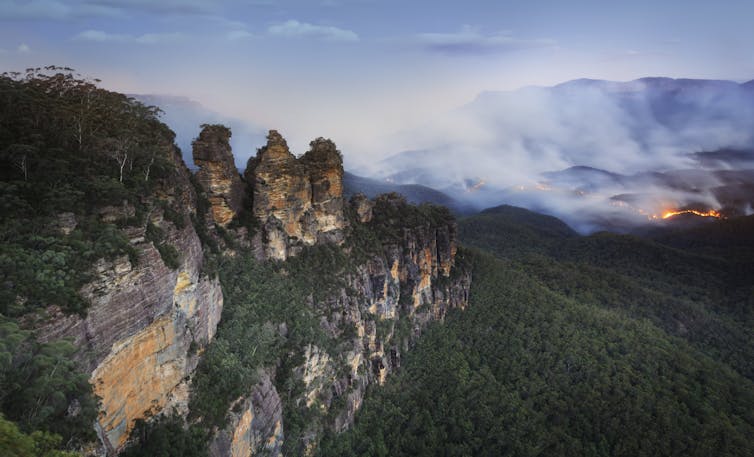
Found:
<box><xmin>370</xmin><ymin>77</ymin><xmax>754</xmax><ymax>232</ymax></box>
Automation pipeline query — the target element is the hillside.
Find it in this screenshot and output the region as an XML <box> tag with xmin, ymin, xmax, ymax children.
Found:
<box><xmin>343</xmin><ymin>172</ymin><xmax>472</xmax><ymax>215</ymax></box>
<box><xmin>319</xmin><ymin>206</ymin><xmax>754</xmax><ymax>456</ymax></box>
<box><xmin>2</xmin><ymin>69</ymin><xmax>752</xmax><ymax>457</ymax></box>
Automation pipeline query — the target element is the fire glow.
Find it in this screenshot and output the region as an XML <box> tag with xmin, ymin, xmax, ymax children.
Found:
<box><xmin>610</xmin><ymin>201</ymin><xmax>723</xmax><ymax>222</ymax></box>
<box><xmin>661</xmin><ymin>209</ymin><xmax>722</xmax><ymax>219</ymax></box>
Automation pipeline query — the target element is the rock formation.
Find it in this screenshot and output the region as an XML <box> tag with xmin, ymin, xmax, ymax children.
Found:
<box><xmin>193</xmin><ymin>124</ymin><xmax>245</xmax><ymax>226</ymax></box>
<box><xmin>214</xmin><ymin>193</ymin><xmax>471</xmax><ymax>456</ymax></box>
<box><xmin>245</xmin><ymin>130</ymin><xmax>345</xmax><ymax>260</ymax></box>
<box><xmin>33</xmin><ymin>146</ymin><xmax>223</xmax><ymax>454</ymax></box>
<box><xmin>209</xmin><ymin>372</ymin><xmax>284</xmax><ymax>457</ymax></box>
<box><xmin>31</xmin><ymin>124</ymin><xmax>469</xmax><ymax>457</ymax></box>
<box><xmin>349</xmin><ymin>193</ymin><xmax>374</xmax><ymax>223</ymax></box>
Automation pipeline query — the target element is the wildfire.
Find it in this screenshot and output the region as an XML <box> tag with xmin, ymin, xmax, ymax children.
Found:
<box><xmin>661</xmin><ymin>209</ymin><xmax>722</xmax><ymax>219</ymax></box>
<box><xmin>610</xmin><ymin>201</ymin><xmax>723</xmax><ymax>221</ymax></box>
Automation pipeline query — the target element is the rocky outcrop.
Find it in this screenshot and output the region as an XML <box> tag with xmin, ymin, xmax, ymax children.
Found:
<box><xmin>193</xmin><ymin>124</ymin><xmax>245</xmax><ymax>226</ymax></box>
<box><xmin>277</xmin><ymin>193</ymin><xmax>471</xmax><ymax>454</ymax></box>
<box><xmin>211</xmin><ymin>191</ymin><xmax>471</xmax><ymax>457</ymax></box>
<box><xmin>350</xmin><ymin>193</ymin><xmax>373</xmax><ymax>223</ymax></box>
<box><xmin>209</xmin><ymin>371</ymin><xmax>284</xmax><ymax>457</ymax></box>
<box><xmin>245</xmin><ymin>130</ymin><xmax>345</xmax><ymax>260</ymax></box>
<box><xmin>33</xmin><ymin>146</ymin><xmax>223</xmax><ymax>454</ymax></box>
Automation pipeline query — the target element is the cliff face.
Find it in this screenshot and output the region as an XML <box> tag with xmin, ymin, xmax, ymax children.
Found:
<box><xmin>245</xmin><ymin>130</ymin><xmax>345</xmax><ymax>260</ymax></box>
<box><xmin>31</xmin><ymin>123</ymin><xmax>467</xmax><ymax>457</ymax></box>
<box><xmin>33</xmin><ymin>146</ymin><xmax>223</xmax><ymax>454</ymax></box>
<box><xmin>209</xmin><ymin>371</ymin><xmax>284</xmax><ymax>457</ymax></box>
<box><xmin>215</xmin><ymin>193</ymin><xmax>471</xmax><ymax>456</ymax></box>
<box><xmin>192</xmin><ymin>125</ymin><xmax>245</xmax><ymax>227</ymax></box>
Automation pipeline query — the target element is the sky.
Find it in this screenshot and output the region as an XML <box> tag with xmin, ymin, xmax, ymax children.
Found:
<box><xmin>2</xmin><ymin>0</ymin><xmax>754</xmax><ymax>166</ymax></box>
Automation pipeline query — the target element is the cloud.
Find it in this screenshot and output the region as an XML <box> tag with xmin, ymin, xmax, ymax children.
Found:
<box><xmin>226</xmin><ymin>29</ymin><xmax>253</xmax><ymax>41</ymax></box>
<box><xmin>16</xmin><ymin>43</ymin><xmax>30</xmax><ymax>53</ymax></box>
<box><xmin>417</xmin><ymin>26</ymin><xmax>556</xmax><ymax>56</ymax></box>
<box><xmin>370</xmin><ymin>79</ymin><xmax>754</xmax><ymax>232</ymax></box>
<box><xmin>0</xmin><ymin>0</ymin><xmax>73</xmax><ymax>20</ymax></box>
<box><xmin>85</xmin><ymin>0</ymin><xmax>218</xmax><ymax>15</ymax></box>
<box><xmin>0</xmin><ymin>0</ymin><xmax>218</xmax><ymax>21</ymax></box>
<box><xmin>268</xmin><ymin>19</ymin><xmax>359</xmax><ymax>42</ymax></box>
<box><xmin>74</xmin><ymin>29</ymin><xmax>183</xmax><ymax>44</ymax></box>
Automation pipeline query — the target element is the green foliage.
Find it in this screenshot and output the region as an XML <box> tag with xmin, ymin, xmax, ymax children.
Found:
<box><xmin>189</xmin><ymin>252</ymin><xmax>329</xmax><ymax>429</ymax></box>
<box><xmin>145</xmin><ymin>222</ymin><xmax>181</xmax><ymax>270</ymax></box>
<box><xmin>0</xmin><ymin>414</ymin><xmax>78</xmax><ymax>457</ymax></box>
<box><xmin>318</xmin><ymin>250</ymin><xmax>754</xmax><ymax>457</ymax></box>
<box><xmin>0</xmin><ymin>67</ymin><xmax>179</xmax><ymax>315</ymax></box>
<box><xmin>120</xmin><ymin>414</ymin><xmax>208</xmax><ymax>457</ymax></box>
<box><xmin>460</xmin><ymin>208</ymin><xmax>754</xmax><ymax>381</ymax></box>
<box><xmin>0</xmin><ymin>318</ymin><xmax>97</xmax><ymax>449</ymax></box>
<box><xmin>368</xmin><ymin>193</ymin><xmax>454</xmax><ymax>242</ymax></box>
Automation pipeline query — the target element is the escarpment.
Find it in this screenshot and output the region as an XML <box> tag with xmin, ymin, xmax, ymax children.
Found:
<box><xmin>211</xmin><ymin>190</ymin><xmax>471</xmax><ymax>456</ymax></box>
<box><xmin>21</xmin><ymin>120</ymin><xmax>468</xmax><ymax>457</ymax></box>
<box><xmin>33</xmin><ymin>145</ymin><xmax>223</xmax><ymax>454</ymax></box>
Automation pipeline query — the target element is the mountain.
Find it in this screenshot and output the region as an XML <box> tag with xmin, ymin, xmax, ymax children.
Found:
<box><xmin>343</xmin><ymin>171</ymin><xmax>473</xmax><ymax>215</ymax></box>
<box><xmin>369</xmin><ymin>77</ymin><xmax>754</xmax><ymax>232</ymax></box>
<box><xmin>3</xmin><ymin>70</ymin><xmax>753</xmax><ymax>457</ymax></box>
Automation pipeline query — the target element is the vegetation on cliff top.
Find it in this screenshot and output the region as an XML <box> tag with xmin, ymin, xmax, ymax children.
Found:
<box><xmin>0</xmin><ymin>68</ymin><xmax>187</xmax><ymax>455</ymax></box>
<box><xmin>0</xmin><ymin>67</ymin><xmax>182</xmax><ymax>317</ymax></box>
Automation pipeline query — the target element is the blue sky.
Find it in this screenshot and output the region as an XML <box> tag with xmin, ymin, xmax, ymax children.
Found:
<box><xmin>2</xmin><ymin>0</ymin><xmax>754</xmax><ymax>161</ymax></box>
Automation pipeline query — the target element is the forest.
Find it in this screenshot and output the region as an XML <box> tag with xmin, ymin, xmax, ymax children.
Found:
<box><xmin>317</xmin><ymin>207</ymin><xmax>754</xmax><ymax>456</ymax></box>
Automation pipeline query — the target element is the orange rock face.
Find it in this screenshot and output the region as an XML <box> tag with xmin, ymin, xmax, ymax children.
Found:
<box><xmin>246</xmin><ymin>131</ymin><xmax>345</xmax><ymax>260</ymax></box>
<box><xmin>92</xmin><ymin>315</ymin><xmax>182</xmax><ymax>449</ymax></box>
<box><xmin>193</xmin><ymin>125</ymin><xmax>245</xmax><ymax>227</ymax></box>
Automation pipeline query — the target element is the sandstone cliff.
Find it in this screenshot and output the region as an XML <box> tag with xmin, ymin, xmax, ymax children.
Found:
<box><xmin>192</xmin><ymin>124</ymin><xmax>245</xmax><ymax>227</ymax></box>
<box><xmin>214</xmin><ymin>192</ymin><xmax>471</xmax><ymax>456</ymax></box>
<box><xmin>245</xmin><ymin>130</ymin><xmax>346</xmax><ymax>260</ymax></box>
<box><xmin>33</xmin><ymin>145</ymin><xmax>223</xmax><ymax>454</ymax></box>
<box><xmin>30</xmin><ymin>124</ymin><xmax>468</xmax><ymax>457</ymax></box>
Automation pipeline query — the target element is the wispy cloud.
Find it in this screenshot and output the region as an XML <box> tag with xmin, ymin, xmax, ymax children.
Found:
<box><xmin>74</xmin><ymin>29</ymin><xmax>183</xmax><ymax>44</ymax></box>
<box><xmin>417</xmin><ymin>26</ymin><xmax>556</xmax><ymax>56</ymax></box>
<box><xmin>0</xmin><ymin>42</ymin><xmax>33</xmax><ymax>54</ymax></box>
<box><xmin>0</xmin><ymin>0</ymin><xmax>218</xmax><ymax>21</ymax></box>
<box><xmin>226</xmin><ymin>29</ymin><xmax>253</xmax><ymax>40</ymax></box>
<box><xmin>85</xmin><ymin>0</ymin><xmax>218</xmax><ymax>15</ymax></box>
<box><xmin>268</xmin><ymin>19</ymin><xmax>358</xmax><ymax>42</ymax></box>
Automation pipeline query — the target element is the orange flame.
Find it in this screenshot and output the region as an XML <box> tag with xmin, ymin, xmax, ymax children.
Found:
<box><xmin>661</xmin><ymin>209</ymin><xmax>722</xmax><ymax>219</ymax></box>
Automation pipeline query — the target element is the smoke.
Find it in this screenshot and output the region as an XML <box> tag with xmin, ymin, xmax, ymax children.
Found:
<box><xmin>367</xmin><ymin>78</ymin><xmax>754</xmax><ymax>232</ymax></box>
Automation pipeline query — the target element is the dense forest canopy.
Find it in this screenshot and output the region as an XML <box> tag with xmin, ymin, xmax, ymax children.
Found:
<box><xmin>0</xmin><ymin>67</ymin><xmax>182</xmax><ymax>316</ymax></box>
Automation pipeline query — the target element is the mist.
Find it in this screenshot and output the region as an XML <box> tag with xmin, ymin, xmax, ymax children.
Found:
<box><xmin>134</xmin><ymin>94</ymin><xmax>266</xmax><ymax>169</ymax></box>
<box><xmin>364</xmin><ymin>77</ymin><xmax>754</xmax><ymax>232</ymax></box>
